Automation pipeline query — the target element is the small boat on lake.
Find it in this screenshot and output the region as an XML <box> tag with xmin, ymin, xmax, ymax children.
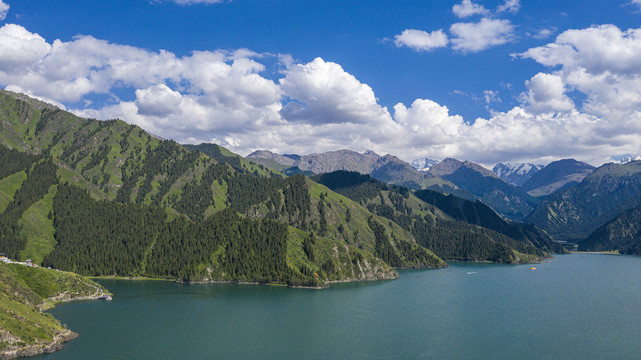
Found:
<box><xmin>97</xmin><ymin>294</ymin><xmax>112</xmax><ymax>300</ymax></box>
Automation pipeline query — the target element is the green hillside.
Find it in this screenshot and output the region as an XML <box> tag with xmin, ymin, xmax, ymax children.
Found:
<box><xmin>527</xmin><ymin>161</ymin><xmax>641</xmax><ymax>241</ymax></box>
<box><xmin>413</xmin><ymin>189</ymin><xmax>565</xmax><ymax>254</ymax></box>
<box><xmin>0</xmin><ymin>90</ymin><xmax>446</xmax><ymax>287</ymax></box>
<box><xmin>442</xmin><ymin>166</ymin><xmax>539</xmax><ymax>222</ymax></box>
<box><xmin>0</xmin><ymin>262</ymin><xmax>108</xmax><ymax>358</ymax></box>
<box><xmin>313</xmin><ymin>171</ymin><xmax>555</xmax><ymax>263</ymax></box>
<box><xmin>579</xmin><ymin>205</ymin><xmax>641</xmax><ymax>255</ymax></box>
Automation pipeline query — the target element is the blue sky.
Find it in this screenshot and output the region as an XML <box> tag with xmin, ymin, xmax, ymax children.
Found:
<box><xmin>1</xmin><ymin>0</ymin><xmax>641</xmax><ymax>166</ymax></box>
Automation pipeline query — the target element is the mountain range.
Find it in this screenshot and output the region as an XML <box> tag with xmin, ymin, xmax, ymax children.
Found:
<box><xmin>1</xmin><ymin>89</ymin><xmax>450</xmax><ymax>287</ymax></box>
<box><xmin>520</xmin><ymin>159</ymin><xmax>595</xmax><ymax>197</ymax></box>
<box><xmin>422</xmin><ymin>158</ymin><xmax>538</xmax><ymax>221</ymax></box>
<box><xmin>311</xmin><ymin>171</ymin><xmax>561</xmax><ymax>262</ymax></box>
<box><xmin>4</xmin><ymin>88</ymin><xmax>641</xmax><ymax>280</ymax></box>
<box><xmin>247</xmin><ymin>149</ymin><xmax>461</xmax><ymax>192</ymax></box>
<box><xmin>0</xmin><ymin>89</ymin><xmax>571</xmax><ymax>293</ymax></box>
<box><xmin>248</xmin><ymin>150</ymin><xmax>540</xmax><ymax>220</ymax></box>
<box><xmin>527</xmin><ymin>160</ymin><xmax>641</xmax><ymax>241</ymax></box>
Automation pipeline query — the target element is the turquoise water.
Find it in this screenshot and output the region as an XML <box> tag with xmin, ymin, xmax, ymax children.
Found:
<box><xmin>36</xmin><ymin>254</ymin><xmax>641</xmax><ymax>359</ymax></box>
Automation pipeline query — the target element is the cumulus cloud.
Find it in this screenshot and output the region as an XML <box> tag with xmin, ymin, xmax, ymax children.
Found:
<box><xmin>0</xmin><ymin>1</ymin><xmax>8</xmax><ymax>21</ymax></box>
<box><xmin>0</xmin><ymin>24</ymin><xmax>51</xmax><ymax>70</ymax></box>
<box><xmin>497</xmin><ymin>0</ymin><xmax>520</xmax><ymax>14</ymax></box>
<box><xmin>520</xmin><ymin>73</ymin><xmax>574</xmax><ymax>113</ymax></box>
<box><xmin>279</xmin><ymin>57</ymin><xmax>392</xmax><ymax>125</ymax></box>
<box><xmin>394</xmin><ymin>99</ymin><xmax>465</xmax><ymax>152</ymax></box>
<box><xmin>519</xmin><ymin>24</ymin><xmax>641</xmax><ymax>122</ymax></box>
<box><xmin>2</xmin><ymin>22</ymin><xmax>641</xmax><ymax>165</ymax></box>
<box><xmin>520</xmin><ymin>25</ymin><xmax>641</xmax><ymax>75</ymax></box>
<box><xmin>393</xmin><ymin>29</ymin><xmax>448</xmax><ymax>52</ymax></box>
<box><xmin>450</xmin><ymin>18</ymin><xmax>515</xmax><ymax>52</ymax></box>
<box><xmin>135</xmin><ymin>84</ymin><xmax>184</xmax><ymax>117</ymax></box>
<box><xmin>452</xmin><ymin>0</ymin><xmax>489</xmax><ymax>18</ymax></box>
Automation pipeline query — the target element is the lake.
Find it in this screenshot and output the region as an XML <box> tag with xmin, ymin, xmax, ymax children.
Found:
<box><xmin>35</xmin><ymin>254</ymin><xmax>641</xmax><ymax>359</ymax></box>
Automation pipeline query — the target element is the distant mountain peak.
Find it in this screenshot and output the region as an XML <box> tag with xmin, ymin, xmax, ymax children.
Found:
<box><xmin>521</xmin><ymin>158</ymin><xmax>595</xmax><ymax>197</ymax></box>
<box><xmin>246</xmin><ymin>150</ymin><xmax>296</xmax><ymax>166</ymax></box>
<box><xmin>410</xmin><ymin>158</ymin><xmax>440</xmax><ymax>172</ymax></box>
<box><xmin>428</xmin><ymin>158</ymin><xmax>494</xmax><ymax>178</ymax></box>
<box><xmin>613</xmin><ymin>155</ymin><xmax>641</xmax><ymax>164</ymax></box>
<box><xmin>492</xmin><ymin>162</ymin><xmax>544</xmax><ymax>186</ymax></box>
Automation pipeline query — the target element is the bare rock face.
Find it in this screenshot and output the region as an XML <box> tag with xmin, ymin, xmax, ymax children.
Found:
<box><xmin>294</xmin><ymin>149</ymin><xmax>381</xmax><ymax>174</ymax></box>
<box><xmin>428</xmin><ymin>158</ymin><xmax>495</xmax><ymax>178</ymax></box>
<box><xmin>246</xmin><ymin>150</ymin><xmax>296</xmax><ymax>166</ymax></box>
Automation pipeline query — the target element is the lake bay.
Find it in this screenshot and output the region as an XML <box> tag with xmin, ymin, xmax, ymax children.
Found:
<box><xmin>36</xmin><ymin>254</ymin><xmax>641</xmax><ymax>359</ymax></box>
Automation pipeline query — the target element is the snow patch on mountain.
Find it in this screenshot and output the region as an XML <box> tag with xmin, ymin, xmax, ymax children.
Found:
<box><xmin>613</xmin><ymin>155</ymin><xmax>641</xmax><ymax>164</ymax></box>
<box><xmin>492</xmin><ymin>162</ymin><xmax>543</xmax><ymax>186</ymax></box>
<box><xmin>411</xmin><ymin>158</ymin><xmax>440</xmax><ymax>172</ymax></box>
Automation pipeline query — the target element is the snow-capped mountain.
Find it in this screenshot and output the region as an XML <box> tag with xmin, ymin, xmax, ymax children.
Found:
<box><xmin>614</xmin><ymin>155</ymin><xmax>641</xmax><ymax>164</ymax></box>
<box><xmin>410</xmin><ymin>158</ymin><xmax>440</xmax><ymax>172</ymax></box>
<box><xmin>492</xmin><ymin>162</ymin><xmax>544</xmax><ymax>186</ymax></box>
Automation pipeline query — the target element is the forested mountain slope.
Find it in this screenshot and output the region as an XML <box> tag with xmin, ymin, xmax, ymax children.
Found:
<box><xmin>312</xmin><ymin>171</ymin><xmax>559</xmax><ymax>263</ymax></box>
<box><xmin>428</xmin><ymin>158</ymin><xmax>539</xmax><ymax>221</ymax></box>
<box><xmin>413</xmin><ymin>189</ymin><xmax>564</xmax><ymax>254</ymax></box>
<box><xmin>521</xmin><ymin>159</ymin><xmax>594</xmax><ymax>197</ymax></box>
<box><xmin>0</xmin><ymin>89</ymin><xmax>445</xmax><ymax>287</ymax></box>
<box><xmin>526</xmin><ymin>161</ymin><xmax>641</xmax><ymax>241</ymax></box>
<box><xmin>579</xmin><ymin>205</ymin><xmax>641</xmax><ymax>255</ymax></box>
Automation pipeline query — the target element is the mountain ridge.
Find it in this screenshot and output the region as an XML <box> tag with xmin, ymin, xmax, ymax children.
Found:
<box><xmin>521</xmin><ymin>159</ymin><xmax>595</xmax><ymax>197</ymax></box>
<box><xmin>526</xmin><ymin>160</ymin><xmax>641</xmax><ymax>241</ymax></box>
<box><xmin>246</xmin><ymin>148</ymin><xmax>463</xmax><ymax>192</ymax></box>
<box><xmin>0</xmin><ymin>89</ymin><xmax>447</xmax><ymax>288</ymax></box>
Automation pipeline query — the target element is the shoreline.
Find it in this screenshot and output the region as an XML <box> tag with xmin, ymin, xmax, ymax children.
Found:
<box><xmin>1</xmin><ymin>330</ymin><xmax>78</xmax><ymax>360</ymax></box>
<box><xmin>1</xmin><ymin>291</ymin><xmax>112</xmax><ymax>359</ymax></box>
<box><xmin>570</xmin><ymin>250</ymin><xmax>620</xmax><ymax>255</ymax></box>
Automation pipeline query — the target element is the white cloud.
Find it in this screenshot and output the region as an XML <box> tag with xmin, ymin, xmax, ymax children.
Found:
<box><xmin>520</xmin><ymin>73</ymin><xmax>574</xmax><ymax>113</ymax></box>
<box><xmin>631</xmin><ymin>0</ymin><xmax>641</xmax><ymax>10</ymax></box>
<box><xmin>0</xmin><ymin>1</ymin><xmax>8</xmax><ymax>21</ymax></box>
<box><xmin>135</xmin><ymin>84</ymin><xmax>184</xmax><ymax>117</ymax></box>
<box><xmin>497</xmin><ymin>0</ymin><xmax>520</xmax><ymax>14</ymax></box>
<box><xmin>394</xmin><ymin>99</ymin><xmax>465</xmax><ymax>150</ymax></box>
<box><xmin>2</xmin><ymin>22</ymin><xmax>641</xmax><ymax>166</ymax></box>
<box><xmin>450</xmin><ymin>18</ymin><xmax>515</xmax><ymax>52</ymax></box>
<box><xmin>519</xmin><ymin>25</ymin><xmax>641</xmax><ymax>123</ymax></box>
<box><xmin>452</xmin><ymin>0</ymin><xmax>489</xmax><ymax>18</ymax></box>
<box><xmin>279</xmin><ymin>57</ymin><xmax>392</xmax><ymax>126</ymax></box>
<box><xmin>0</xmin><ymin>24</ymin><xmax>51</xmax><ymax>70</ymax></box>
<box><xmin>530</xmin><ymin>28</ymin><xmax>555</xmax><ymax>39</ymax></box>
<box><xmin>483</xmin><ymin>90</ymin><xmax>501</xmax><ymax>104</ymax></box>
<box><xmin>521</xmin><ymin>25</ymin><xmax>641</xmax><ymax>75</ymax></box>
<box><xmin>393</xmin><ymin>29</ymin><xmax>448</xmax><ymax>52</ymax></box>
